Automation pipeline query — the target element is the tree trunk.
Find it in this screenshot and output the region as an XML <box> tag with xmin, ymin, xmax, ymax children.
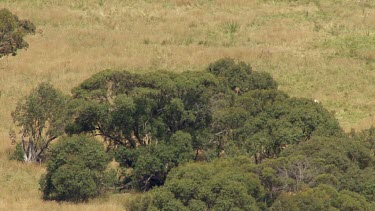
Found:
<box><xmin>21</xmin><ymin>137</ymin><xmax>38</xmax><ymax>162</ymax></box>
<box><xmin>195</xmin><ymin>149</ymin><xmax>199</xmax><ymax>161</ymax></box>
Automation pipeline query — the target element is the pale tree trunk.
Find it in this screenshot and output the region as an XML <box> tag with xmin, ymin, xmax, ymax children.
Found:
<box><xmin>20</xmin><ymin>133</ymin><xmax>57</xmax><ymax>163</ymax></box>
<box><xmin>21</xmin><ymin>137</ymin><xmax>38</xmax><ymax>162</ymax></box>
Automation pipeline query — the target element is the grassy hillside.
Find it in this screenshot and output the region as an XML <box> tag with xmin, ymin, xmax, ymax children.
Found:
<box><xmin>0</xmin><ymin>0</ymin><xmax>374</xmax><ymax>209</ymax></box>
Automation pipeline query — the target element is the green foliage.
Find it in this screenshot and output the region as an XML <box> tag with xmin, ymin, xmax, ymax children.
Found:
<box><xmin>271</xmin><ymin>185</ymin><xmax>371</xmax><ymax>211</ymax></box>
<box><xmin>337</xmin><ymin>190</ymin><xmax>370</xmax><ymax>211</ymax></box>
<box><xmin>313</xmin><ymin>174</ymin><xmax>340</xmax><ymax>188</ymax></box>
<box><xmin>128</xmin><ymin>133</ymin><xmax>375</xmax><ymax>209</ymax></box>
<box><xmin>69</xmin><ymin>69</ymin><xmax>217</xmax><ymax>149</ymax></box>
<box><xmin>69</xmin><ymin>59</ymin><xmax>339</xmax><ymax>165</ymax></box>
<box><xmin>0</xmin><ymin>8</ymin><xmax>36</xmax><ymax>58</ymax></box>
<box><xmin>270</xmin><ymin>186</ymin><xmax>336</xmax><ymax>211</ymax></box>
<box><xmin>351</xmin><ymin>126</ymin><xmax>375</xmax><ymax>156</ymax></box>
<box><xmin>207</xmin><ymin>58</ymin><xmax>277</xmax><ymax>92</ymax></box>
<box><xmin>224</xmin><ymin>21</ymin><xmax>240</xmax><ymax>34</ymax></box>
<box><xmin>128</xmin><ymin>158</ymin><xmax>264</xmax><ymax>210</ymax></box>
<box><xmin>11</xmin><ymin>82</ymin><xmax>68</xmax><ymax>162</ymax></box>
<box><xmin>256</xmin><ymin>136</ymin><xmax>375</xmax><ymax>205</ymax></box>
<box><xmin>5</xmin><ymin>58</ymin><xmax>371</xmax><ymax>208</ymax></box>
<box><xmin>64</xmin><ymin>58</ymin><xmax>346</xmax><ymax>195</ymax></box>
<box><xmin>48</xmin><ymin>164</ymin><xmax>98</xmax><ymax>202</ymax></box>
<box><xmin>71</xmin><ymin>70</ymin><xmax>141</xmax><ymax>102</ymax></box>
<box><xmin>168</xmin><ymin>131</ymin><xmax>194</xmax><ymax>163</ymax></box>
<box><xmin>40</xmin><ymin>135</ymin><xmax>110</xmax><ymax>202</ymax></box>
<box><xmin>281</xmin><ymin>137</ymin><xmax>374</xmax><ymax>172</ymax></box>
<box><xmin>9</xmin><ymin>143</ymin><xmax>25</xmax><ymax>161</ymax></box>
<box><xmin>115</xmin><ymin>131</ymin><xmax>194</xmax><ymax>190</ymax></box>
<box><xmin>219</xmin><ymin>91</ymin><xmax>343</xmax><ymax>163</ymax></box>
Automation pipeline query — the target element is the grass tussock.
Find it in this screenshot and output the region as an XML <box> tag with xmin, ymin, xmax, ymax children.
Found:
<box><xmin>0</xmin><ymin>0</ymin><xmax>374</xmax><ymax>209</ymax></box>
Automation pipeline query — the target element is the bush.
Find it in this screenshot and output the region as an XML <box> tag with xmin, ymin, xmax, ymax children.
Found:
<box><xmin>9</xmin><ymin>143</ymin><xmax>25</xmax><ymax>161</ymax></box>
<box><xmin>128</xmin><ymin>158</ymin><xmax>264</xmax><ymax>210</ymax></box>
<box><xmin>40</xmin><ymin>135</ymin><xmax>110</xmax><ymax>202</ymax></box>
<box><xmin>49</xmin><ymin>164</ymin><xmax>98</xmax><ymax>201</ymax></box>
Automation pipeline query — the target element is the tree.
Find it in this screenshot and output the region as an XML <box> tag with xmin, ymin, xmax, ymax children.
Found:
<box><xmin>0</xmin><ymin>8</ymin><xmax>36</xmax><ymax>58</ymax></box>
<box><xmin>211</xmin><ymin>89</ymin><xmax>343</xmax><ymax>163</ymax></box>
<box><xmin>69</xmin><ymin>70</ymin><xmax>217</xmax><ymax>149</ymax></box>
<box><xmin>207</xmin><ymin>58</ymin><xmax>277</xmax><ymax>93</ymax></box>
<box><xmin>115</xmin><ymin>131</ymin><xmax>194</xmax><ymax>191</ymax></box>
<box><xmin>259</xmin><ymin>136</ymin><xmax>375</xmax><ymax>204</ymax></box>
<box><xmin>351</xmin><ymin>126</ymin><xmax>375</xmax><ymax>156</ymax></box>
<box><xmin>65</xmin><ymin>59</ymin><xmax>347</xmax><ymax>196</ymax></box>
<box><xmin>40</xmin><ymin>135</ymin><xmax>110</xmax><ymax>202</ymax></box>
<box><xmin>11</xmin><ymin>82</ymin><xmax>68</xmax><ymax>162</ymax></box>
<box><xmin>270</xmin><ymin>185</ymin><xmax>371</xmax><ymax>211</ymax></box>
<box><xmin>127</xmin><ymin>158</ymin><xmax>265</xmax><ymax>210</ymax></box>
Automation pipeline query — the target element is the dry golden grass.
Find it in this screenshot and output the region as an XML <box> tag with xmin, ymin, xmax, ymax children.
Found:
<box><xmin>0</xmin><ymin>131</ymin><xmax>131</xmax><ymax>210</ymax></box>
<box><xmin>0</xmin><ymin>0</ymin><xmax>374</xmax><ymax>210</ymax></box>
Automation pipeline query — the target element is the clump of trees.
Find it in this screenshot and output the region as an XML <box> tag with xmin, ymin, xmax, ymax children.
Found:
<box><xmin>127</xmin><ymin>158</ymin><xmax>265</xmax><ymax>210</ymax></box>
<box><xmin>129</xmin><ymin>136</ymin><xmax>375</xmax><ymax>210</ymax></box>
<box><xmin>10</xmin><ymin>58</ymin><xmax>375</xmax><ymax>208</ymax></box>
<box><xmin>4</xmin><ymin>6</ymin><xmax>373</xmax><ymax>208</ymax></box>
<box><xmin>62</xmin><ymin>58</ymin><xmax>341</xmax><ymax>191</ymax></box>
<box><xmin>0</xmin><ymin>8</ymin><xmax>35</xmax><ymax>58</ymax></box>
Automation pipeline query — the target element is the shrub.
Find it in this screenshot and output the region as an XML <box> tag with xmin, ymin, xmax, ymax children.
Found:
<box><xmin>128</xmin><ymin>158</ymin><xmax>264</xmax><ymax>210</ymax></box>
<box><xmin>9</xmin><ymin>143</ymin><xmax>24</xmax><ymax>161</ymax></box>
<box><xmin>40</xmin><ymin>135</ymin><xmax>110</xmax><ymax>202</ymax></box>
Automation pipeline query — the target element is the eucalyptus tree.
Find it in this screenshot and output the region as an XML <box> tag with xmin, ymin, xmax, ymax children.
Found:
<box><xmin>11</xmin><ymin>82</ymin><xmax>68</xmax><ymax>162</ymax></box>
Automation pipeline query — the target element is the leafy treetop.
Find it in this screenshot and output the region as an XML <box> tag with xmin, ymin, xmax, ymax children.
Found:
<box><xmin>0</xmin><ymin>8</ymin><xmax>35</xmax><ymax>58</ymax></box>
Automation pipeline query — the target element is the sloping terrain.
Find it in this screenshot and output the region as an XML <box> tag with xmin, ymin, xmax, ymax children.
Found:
<box><xmin>0</xmin><ymin>0</ymin><xmax>374</xmax><ymax>209</ymax></box>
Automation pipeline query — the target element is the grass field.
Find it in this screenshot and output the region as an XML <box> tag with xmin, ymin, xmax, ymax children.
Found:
<box><xmin>0</xmin><ymin>0</ymin><xmax>374</xmax><ymax>210</ymax></box>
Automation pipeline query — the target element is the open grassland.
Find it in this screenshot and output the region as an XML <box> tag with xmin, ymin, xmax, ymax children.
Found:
<box><xmin>0</xmin><ymin>0</ymin><xmax>374</xmax><ymax>210</ymax></box>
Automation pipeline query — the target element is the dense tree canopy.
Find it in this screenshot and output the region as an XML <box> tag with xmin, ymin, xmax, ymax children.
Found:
<box><xmin>11</xmin><ymin>58</ymin><xmax>374</xmax><ymax>207</ymax></box>
<box><xmin>255</xmin><ymin>136</ymin><xmax>375</xmax><ymax>204</ymax></box>
<box><xmin>127</xmin><ymin>158</ymin><xmax>265</xmax><ymax>211</ymax></box>
<box><xmin>129</xmin><ymin>136</ymin><xmax>375</xmax><ymax>210</ymax></box>
<box><xmin>62</xmin><ymin>58</ymin><xmax>343</xmax><ymax>191</ymax></box>
<box><xmin>115</xmin><ymin>131</ymin><xmax>194</xmax><ymax>190</ymax></box>
<box><xmin>271</xmin><ymin>185</ymin><xmax>371</xmax><ymax>211</ymax></box>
